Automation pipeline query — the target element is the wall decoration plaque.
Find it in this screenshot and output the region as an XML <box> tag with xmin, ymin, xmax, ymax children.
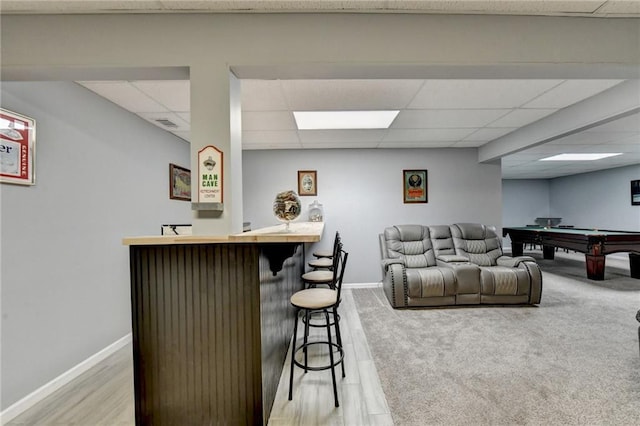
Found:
<box><xmin>1</xmin><ymin>108</ymin><xmax>36</xmax><ymax>186</ymax></box>
<box><xmin>197</xmin><ymin>145</ymin><xmax>223</xmax><ymax>204</ymax></box>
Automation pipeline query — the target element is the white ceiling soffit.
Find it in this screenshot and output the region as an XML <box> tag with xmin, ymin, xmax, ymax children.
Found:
<box><xmin>76</xmin><ymin>78</ymin><xmax>640</xmax><ymax>179</ymax></box>
<box><xmin>2</xmin><ymin>1</ymin><xmax>640</xmax><ymax>17</ymax></box>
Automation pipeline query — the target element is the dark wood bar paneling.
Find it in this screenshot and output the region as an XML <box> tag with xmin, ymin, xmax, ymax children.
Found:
<box><xmin>129</xmin><ymin>242</ymin><xmax>303</xmax><ymax>425</ymax></box>
<box><xmin>259</xmin><ymin>244</ymin><xmax>304</xmax><ymax>419</ymax></box>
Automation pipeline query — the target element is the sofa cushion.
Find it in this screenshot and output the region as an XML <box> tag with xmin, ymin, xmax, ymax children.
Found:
<box><xmin>479</xmin><ymin>266</ymin><xmax>531</xmax><ymax>296</ymax></box>
<box><xmin>451</xmin><ymin>223</ymin><xmax>503</xmax><ymax>266</ymax></box>
<box><xmin>406</xmin><ymin>267</ymin><xmax>456</xmax><ymax>298</ymax></box>
<box><xmin>383</xmin><ymin>225</ymin><xmax>436</xmax><ymax>267</ymax></box>
<box><xmin>428</xmin><ymin>225</ymin><xmax>456</xmax><ymax>257</ymax></box>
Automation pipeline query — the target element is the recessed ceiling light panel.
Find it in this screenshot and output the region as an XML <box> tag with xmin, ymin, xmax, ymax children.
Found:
<box><xmin>293</xmin><ymin>110</ymin><xmax>399</xmax><ymax>130</ymax></box>
<box><xmin>539</xmin><ymin>153</ymin><xmax>622</xmax><ymax>161</ymax></box>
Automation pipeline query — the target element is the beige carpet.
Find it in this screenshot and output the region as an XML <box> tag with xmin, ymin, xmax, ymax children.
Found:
<box><xmin>352</xmin><ymin>251</ymin><xmax>640</xmax><ymax>425</ymax></box>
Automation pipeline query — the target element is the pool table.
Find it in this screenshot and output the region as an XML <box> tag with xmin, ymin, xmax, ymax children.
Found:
<box><xmin>502</xmin><ymin>226</ymin><xmax>640</xmax><ymax>281</ymax></box>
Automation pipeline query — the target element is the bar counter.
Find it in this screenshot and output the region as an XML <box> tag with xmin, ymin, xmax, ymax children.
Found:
<box><xmin>123</xmin><ymin>222</ymin><xmax>323</xmax><ymax>425</ymax></box>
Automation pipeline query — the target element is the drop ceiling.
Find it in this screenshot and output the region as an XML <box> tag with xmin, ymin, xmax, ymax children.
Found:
<box><xmin>77</xmin><ymin>78</ymin><xmax>640</xmax><ymax>179</ymax></box>
<box><xmin>7</xmin><ymin>0</ymin><xmax>640</xmax><ymax>179</ymax></box>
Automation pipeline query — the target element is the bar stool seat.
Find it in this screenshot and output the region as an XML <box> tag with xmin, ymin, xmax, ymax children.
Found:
<box><xmin>313</xmin><ymin>249</ymin><xmax>334</xmax><ymax>259</ymax></box>
<box><xmin>301</xmin><ymin>269</ymin><xmax>333</xmax><ymax>286</ymax></box>
<box><xmin>291</xmin><ymin>288</ymin><xmax>337</xmax><ymax>310</ymax></box>
<box><xmin>308</xmin><ymin>257</ymin><xmax>333</xmax><ymax>270</ymax></box>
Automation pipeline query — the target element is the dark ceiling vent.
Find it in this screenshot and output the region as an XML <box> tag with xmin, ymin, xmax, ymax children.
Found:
<box><xmin>155</xmin><ymin>118</ymin><xmax>178</xmax><ymax>128</ymax></box>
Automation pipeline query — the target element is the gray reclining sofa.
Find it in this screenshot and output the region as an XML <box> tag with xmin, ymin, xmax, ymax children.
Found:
<box><xmin>379</xmin><ymin>223</ymin><xmax>542</xmax><ymax>308</ymax></box>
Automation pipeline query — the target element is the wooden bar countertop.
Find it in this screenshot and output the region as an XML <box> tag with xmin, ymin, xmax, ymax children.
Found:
<box><xmin>122</xmin><ymin>221</ymin><xmax>324</xmax><ymax>246</ymax></box>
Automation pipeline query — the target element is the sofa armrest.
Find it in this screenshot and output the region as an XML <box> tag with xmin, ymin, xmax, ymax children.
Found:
<box><xmin>382</xmin><ymin>263</ymin><xmax>407</xmax><ymax>307</ymax></box>
<box><xmin>497</xmin><ymin>255</ymin><xmax>536</xmax><ymax>268</ymax></box>
<box><xmin>436</xmin><ymin>254</ymin><xmax>469</xmax><ymax>263</ymax></box>
<box><xmin>382</xmin><ymin>258</ymin><xmax>405</xmax><ymax>271</ymax></box>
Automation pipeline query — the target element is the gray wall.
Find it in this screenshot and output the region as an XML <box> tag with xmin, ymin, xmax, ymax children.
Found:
<box><xmin>502</xmin><ymin>179</ymin><xmax>551</xmax><ymax>227</ymax></box>
<box><xmin>550</xmin><ymin>165</ymin><xmax>640</xmax><ymax>231</ymax></box>
<box><xmin>243</xmin><ymin>148</ymin><xmax>503</xmax><ymax>284</ymax></box>
<box><xmin>0</xmin><ymin>82</ymin><xmax>191</xmax><ymax>409</ymax></box>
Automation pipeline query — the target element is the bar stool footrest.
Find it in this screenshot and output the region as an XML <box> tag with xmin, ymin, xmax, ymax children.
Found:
<box><xmin>302</xmin><ymin>311</ymin><xmax>340</xmax><ymax>328</ymax></box>
<box><xmin>293</xmin><ymin>342</ymin><xmax>344</xmax><ymax>371</ymax></box>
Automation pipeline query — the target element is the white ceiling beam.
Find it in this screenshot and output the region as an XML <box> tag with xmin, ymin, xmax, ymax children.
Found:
<box><xmin>478</xmin><ymin>79</ymin><xmax>640</xmax><ymax>163</ymax></box>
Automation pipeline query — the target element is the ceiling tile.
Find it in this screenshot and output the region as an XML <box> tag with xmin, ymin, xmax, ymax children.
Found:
<box><xmin>382</xmin><ymin>128</ymin><xmax>474</xmax><ymax>142</ymax></box>
<box><xmin>298</xmin><ymin>129</ymin><xmax>386</xmax><ymax>144</ymax></box>
<box><xmin>503</xmin><ymin>152</ymin><xmax>550</xmax><ymax>161</ymax></box>
<box><xmin>241</xmin><ymin>80</ymin><xmax>290</xmax><ymax>111</ymax></box>
<box><xmin>302</xmin><ymin>142</ymin><xmax>382</xmax><ymax>149</ymax></box>
<box><xmin>612</xmin><ymin>133</ymin><xmax>640</xmax><ymax>147</ymax></box>
<box><xmin>280</xmin><ymin>79</ymin><xmax>424</xmax><ymax>110</ymax></box>
<box><xmin>452</xmin><ymin>140</ymin><xmax>487</xmax><ymax>148</ymax></box>
<box><xmin>378</xmin><ymin>141</ymin><xmax>457</xmax><ymax>148</ymax></box>
<box><xmin>176</xmin><ymin>112</ymin><xmax>190</xmax><ymax>123</ymax></box>
<box><xmin>488</xmin><ymin>108</ymin><xmax>557</xmax><ymax>127</ymax></box>
<box><xmin>78</xmin><ymin>81</ymin><xmax>168</xmax><ymax>112</ymax></box>
<box><xmin>131</xmin><ymin>80</ymin><xmax>190</xmax><ymax>111</ymax></box>
<box><xmin>77</xmin><ymin>75</ymin><xmax>638</xmax><ymax>180</ymax></box>
<box><xmin>463</xmin><ymin>127</ymin><xmax>516</xmax><ymax>141</ymax></box>
<box><xmin>392</xmin><ymin>109</ymin><xmax>508</xmax><ymax>128</ymax></box>
<box><xmin>593</xmin><ymin>1</ymin><xmax>640</xmax><ymax>15</ymax></box>
<box><xmin>408</xmin><ymin>79</ymin><xmax>563</xmax><ymax>109</ymax></box>
<box><xmin>242</xmin><ymin>130</ymin><xmax>300</xmax><ymax>146</ymax></box>
<box><xmin>137</xmin><ymin>112</ymin><xmax>190</xmax><ymax>132</ymax></box>
<box><xmin>522</xmin><ymin>80</ymin><xmax>624</xmax><ymax>108</ymax></box>
<box><xmin>243</xmin><ymin>111</ymin><xmax>296</xmax><ymax>131</ymax></box>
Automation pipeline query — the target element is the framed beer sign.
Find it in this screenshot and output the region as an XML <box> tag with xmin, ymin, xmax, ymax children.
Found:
<box><xmin>403</xmin><ymin>169</ymin><xmax>428</xmax><ymax>203</ymax></box>
<box><xmin>0</xmin><ymin>108</ymin><xmax>36</xmax><ymax>186</ymax></box>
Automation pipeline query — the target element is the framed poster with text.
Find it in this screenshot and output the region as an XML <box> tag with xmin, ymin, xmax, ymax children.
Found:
<box><xmin>1</xmin><ymin>108</ymin><xmax>36</xmax><ymax>185</ymax></box>
<box><xmin>403</xmin><ymin>169</ymin><xmax>428</xmax><ymax>203</ymax></box>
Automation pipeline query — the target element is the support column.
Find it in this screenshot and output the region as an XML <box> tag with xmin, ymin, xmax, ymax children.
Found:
<box><xmin>190</xmin><ymin>64</ymin><xmax>243</xmax><ymax>235</ymax></box>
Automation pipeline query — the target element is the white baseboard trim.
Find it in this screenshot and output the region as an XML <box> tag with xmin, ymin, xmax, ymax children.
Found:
<box><xmin>344</xmin><ymin>282</ymin><xmax>382</xmax><ymax>289</ymax></box>
<box><xmin>1</xmin><ymin>333</ymin><xmax>132</xmax><ymax>425</ymax></box>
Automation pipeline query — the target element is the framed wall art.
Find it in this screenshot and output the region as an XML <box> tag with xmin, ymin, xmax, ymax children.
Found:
<box><xmin>169</xmin><ymin>163</ymin><xmax>191</xmax><ymax>201</ymax></box>
<box><xmin>1</xmin><ymin>108</ymin><xmax>36</xmax><ymax>186</ymax></box>
<box><xmin>403</xmin><ymin>169</ymin><xmax>428</xmax><ymax>203</ymax></box>
<box><xmin>632</xmin><ymin>179</ymin><xmax>640</xmax><ymax>206</ymax></box>
<box><xmin>298</xmin><ymin>170</ymin><xmax>317</xmax><ymax>196</ymax></box>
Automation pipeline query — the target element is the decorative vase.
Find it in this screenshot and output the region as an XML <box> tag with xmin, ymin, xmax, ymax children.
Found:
<box><xmin>273</xmin><ymin>190</ymin><xmax>301</xmax><ymax>231</ymax></box>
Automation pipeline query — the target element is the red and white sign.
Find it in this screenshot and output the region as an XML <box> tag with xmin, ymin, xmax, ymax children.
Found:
<box><xmin>197</xmin><ymin>145</ymin><xmax>223</xmax><ymax>204</ymax></box>
<box><xmin>1</xmin><ymin>108</ymin><xmax>36</xmax><ymax>186</ymax></box>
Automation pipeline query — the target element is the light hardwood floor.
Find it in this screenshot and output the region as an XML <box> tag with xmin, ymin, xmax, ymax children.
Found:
<box><xmin>6</xmin><ymin>289</ymin><xmax>393</xmax><ymax>426</ymax></box>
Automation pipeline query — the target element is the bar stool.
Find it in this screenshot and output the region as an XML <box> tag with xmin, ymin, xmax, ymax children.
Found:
<box><xmin>305</xmin><ymin>232</ymin><xmax>341</xmax><ymax>279</ymax></box>
<box><xmin>288</xmin><ymin>249</ymin><xmax>348</xmax><ymax>407</ymax></box>
<box><xmin>312</xmin><ymin>231</ymin><xmax>340</xmax><ymax>259</ymax></box>
<box><xmin>302</xmin><ymin>239</ymin><xmax>345</xmax><ymax>363</ymax></box>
